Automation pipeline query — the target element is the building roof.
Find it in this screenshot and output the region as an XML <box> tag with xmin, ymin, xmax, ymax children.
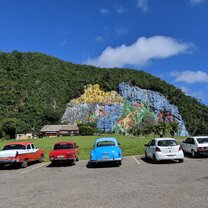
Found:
<box><xmin>40</xmin><ymin>125</ymin><xmax>79</xmax><ymax>132</ymax></box>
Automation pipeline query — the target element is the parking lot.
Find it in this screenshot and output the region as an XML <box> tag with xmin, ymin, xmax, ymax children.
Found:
<box><xmin>0</xmin><ymin>156</ymin><xmax>208</xmax><ymax>208</ymax></box>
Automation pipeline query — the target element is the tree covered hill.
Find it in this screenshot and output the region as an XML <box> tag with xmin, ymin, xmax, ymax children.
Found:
<box><xmin>0</xmin><ymin>51</ymin><xmax>207</xmax><ymax>137</ymax></box>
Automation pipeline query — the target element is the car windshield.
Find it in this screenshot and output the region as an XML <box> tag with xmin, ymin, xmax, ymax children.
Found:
<box><xmin>96</xmin><ymin>141</ymin><xmax>115</xmax><ymax>147</ymax></box>
<box><xmin>158</xmin><ymin>140</ymin><xmax>178</xmax><ymax>147</ymax></box>
<box><xmin>3</xmin><ymin>144</ymin><xmax>26</xmax><ymax>150</ymax></box>
<box><xmin>197</xmin><ymin>138</ymin><xmax>208</xmax><ymax>144</ymax></box>
<box><xmin>54</xmin><ymin>143</ymin><xmax>73</xmax><ymax>150</ymax></box>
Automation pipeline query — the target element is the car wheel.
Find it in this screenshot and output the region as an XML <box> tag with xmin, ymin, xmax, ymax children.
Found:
<box><xmin>153</xmin><ymin>154</ymin><xmax>158</xmax><ymax>164</ymax></box>
<box><xmin>38</xmin><ymin>154</ymin><xmax>44</xmax><ymax>163</ymax></box>
<box><xmin>116</xmin><ymin>161</ymin><xmax>122</xmax><ymax>166</ymax></box>
<box><xmin>179</xmin><ymin>159</ymin><xmax>184</xmax><ymax>163</ymax></box>
<box><xmin>76</xmin><ymin>157</ymin><xmax>79</xmax><ymax>161</ymax></box>
<box><xmin>145</xmin><ymin>151</ymin><xmax>148</xmax><ymax>159</ymax></box>
<box><xmin>191</xmin><ymin>150</ymin><xmax>197</xmax><ymax>158</ymax></box>
<box><xmin>21</xmin><ymin>159</ymin><xmax>28</xmax><ymax>168</ymax></box>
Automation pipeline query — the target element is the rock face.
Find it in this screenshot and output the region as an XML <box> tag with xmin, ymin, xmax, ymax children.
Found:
<box><xmin>119</xmin><ymin>83</ymin><xmax>189</xmax><ymax>136</ymax></box>
<box><xmin>61</xmin><ymin>83</ymin><xmax>189</xmax><ymax>136</ymax></box>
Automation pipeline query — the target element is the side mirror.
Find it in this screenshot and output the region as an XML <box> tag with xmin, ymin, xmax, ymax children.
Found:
<box><xmin>144</xmin><ymin>144</ymin><xmax>148</xmax><ymax>147</ymax></box>
<box><xmin>76</xmin><ymin>146</ymin><xmax>79</xmax><ymax>148</ymax></box>
<box><xmin>118</xmin><ymin>142</ymin><xmax>121</xmax><ymax>145</ymax></box>
<box><xmin>93</xmin><ymin>144</ymin><xmax>95</xmax><ymax>148</ymax></box>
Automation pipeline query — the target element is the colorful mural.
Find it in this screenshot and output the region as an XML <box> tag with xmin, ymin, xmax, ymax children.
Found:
<box><xmin>61</xmin><ymin>83</ymin><xmax>189</xmax><ymax>136</ymax></box>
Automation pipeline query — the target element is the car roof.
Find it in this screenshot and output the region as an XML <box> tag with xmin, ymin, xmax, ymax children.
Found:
<box><xmin>54</xmin><ymin>141</ymin><xmax>75</xmax><ymax>145</ymax></box>
<box><xmin>153</xmin><ymin>138</ymin><xmax>176</xmax><ymax>141</ymax></box>
<box><xmin>191</xmin><ymin>136</ymin><xmax>208</xmax><ymax>139</ymax></box>
<box><xmin>95</xmin><ymin>137</ymin><xmax>118</xmax><ymax>143</ymax></box>
<box><xmin>5</xmin><ymin>142</ymin><xmax>33</xmax><ymax>146</ymax></box>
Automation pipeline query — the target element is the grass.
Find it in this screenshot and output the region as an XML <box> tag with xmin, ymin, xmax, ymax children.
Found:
<box><xmin>0</xmin><ymin>134</ymin><xmax>185</xmax><ymax>162</ymax></box>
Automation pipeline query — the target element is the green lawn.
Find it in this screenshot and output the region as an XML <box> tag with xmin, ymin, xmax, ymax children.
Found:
<box><xmin>0</xmin><ymin>134</ymin><xmax>185</xmax><ymax>162</ymax></box>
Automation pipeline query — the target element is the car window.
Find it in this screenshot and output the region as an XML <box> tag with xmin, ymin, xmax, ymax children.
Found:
<box><xmin>185</xmin><ymin>138</ymin><xmax>191</xmax><ymax>144</ymax></box>
<box><xmin>189</xmin><ymin>138</ymin><xmax>195</xmax><ymax>144</ymax></box>
<box><xmin>96</xmin><ymin>141</ymin><xmax>115</xmax><ymax>147</ymax></box>
<box><xmin>196</xmin><ymin>138</ymin><xmax>208</xmax><ymax>144</ymax></box>
<box><xmin>158</xmin><ymin>140</ymin><xmax>178</xmax><ymax>147</ymax></box>
<box><xmin>27</xmin><ymin>144</ymin><xmax>31</xmax><ymax>150</ymax></box>
<box><xmin>54</xmin><ymin>143</ymin><xmax>73</xmax><ymax>150</ymax></box>
<box><xmin>150</xmin><ymin>140</ymin><xmax>155</xmax><ymax>146</ymax></box>
<box><xmin>3</xmin><ymin>144</ymin><xmax>26</xmax><ymax>150</ymax></box>
<box><xmin>31</xmin><ymin>144</ymin><xmax>35</xmax><ymax>149</ymax></box>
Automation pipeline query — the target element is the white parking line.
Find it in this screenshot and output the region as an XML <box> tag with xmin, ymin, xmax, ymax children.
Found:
<box><xmin>131</xmin><ymin>156</ymin><xmax>141</xmax><ymax>165</ymax></box>
<box><xmin>20</xmin><ymin>162</ymin><xmax>50</xmax><ymax>174</ymax></box>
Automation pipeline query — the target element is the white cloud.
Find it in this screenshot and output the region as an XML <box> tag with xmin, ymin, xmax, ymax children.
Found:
<box><xmin>114</xmin><ymin>5</ymin><xmax>128</xmax><ymax>14</ymax></box>
<box><xmin>116</xmin><ymin>25</ymin><xmax>128</xmax><ymax>35</ymax></box>
<box><xmin>137</xmin><ymin>0</ymin><xmax>149</xmax><ymax>12</ymax></box>
<box><xmin>99</xmin><ymin>8</ymin><xmax>110</xmax><ymax>15</ymax></box>
<box><xmin>95</xmin><ymin>36</ymin><xmax>104</xmax><ymax>42</ymax></box>
<box><xmin>85</xmin><ymin>36</ymin><xmax>193</xmax><ymax>68</ymax></box>
<box><xmin>178</xmin><ymin>85</ymin><xmax>206</xmax><ymax>103</ymax></box>
<box><xmin>171</xmin><ymin>70</ymin><xmax>208</xmax><ymax>84</ymax></box>
<box><xmin>190</xmin><ymin>0</ymin><xmax>205</xmax><ymax>5</ymax></box>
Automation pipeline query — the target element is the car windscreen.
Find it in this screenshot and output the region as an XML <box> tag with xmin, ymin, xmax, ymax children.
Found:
<box><xmin>96</xmin><ymin>141</ymin><xmax>115</xmax><ymax>147</ymax></box>
<box><xmin>157</xmin><ymin>140</ymin><xmax>178</xmax><ymax>147</ymax></box>
<box><xmin>54</xmin><ymin>143</ymin><xmax>73</xmax><ymax>150</ymax></box>
<box><xmin>3</xmin><ymin>144</ymin><xmax>26</xmax><ymax>150</ymax></box>
<box><xmin>197</xmin><ymin>138</ymin><xmax>208</xmax><ymax>144</ymax></box>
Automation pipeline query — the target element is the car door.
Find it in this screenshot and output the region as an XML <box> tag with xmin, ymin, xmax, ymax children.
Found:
<box><xmin>30</xmin><ymin>143</ymin><xmax>39</xmax><ymax>160</ymax></box>
<box><xmin>26</xmin><ymin>144</ymin><xmax>33</xmax><ymax>161</ymax></box>
<box><xmin>185</xmin><ymin>138</ymin><xmax>195</xmax><ymax>153</ymax></box>
<box><xmin>146</xmin><ymin>140</ymin><xmax>155</xmax><ymax>159</ymax></box>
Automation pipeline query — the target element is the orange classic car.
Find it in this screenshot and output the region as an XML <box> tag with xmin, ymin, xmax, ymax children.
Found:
<box><xmin>0</xmin><ymin>142</ymin><xmax>44</xmax><ymax>168</ymax></box>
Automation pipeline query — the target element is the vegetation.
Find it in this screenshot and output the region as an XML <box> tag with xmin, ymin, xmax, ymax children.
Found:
<box><xmin>0</xmin><ymin>135</ymin><xmax>185</xmax><ymax>161</ymax></box>
<box><xmin>0</xmin><ymin>51</ymin><xmax>207</xmax><ymax>138</ymax></box>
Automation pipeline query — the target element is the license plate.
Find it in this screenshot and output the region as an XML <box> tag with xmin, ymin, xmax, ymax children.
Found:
<box><xmin>57</xmin><ymin>155</ymin><xmax>64</xmax><ymax>158</ymax></box>
<box><xmin>102</xmin><ymin>156</ymin><xmax>109</xmax><ymax>159</ymax></box>
<box><xmin>167</xmin><ymin>155</ymin><xmax>175</xmax><ymax>157</ymax></box>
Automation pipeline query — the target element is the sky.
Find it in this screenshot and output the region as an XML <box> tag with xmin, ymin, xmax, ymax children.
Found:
<box><xmin>0</xmin><ymin>0</ymin><xmax>208</xmax><ymax>105</ymax></box>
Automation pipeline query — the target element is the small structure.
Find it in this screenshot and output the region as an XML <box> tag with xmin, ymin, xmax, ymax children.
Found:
<box><xmin>16</xmin><ymin>133</ymin><xmax>33</xmax><ymax>140</ymax></box>
<box><xmin>40</xmin><ymin>125</ymin><xmax>79</xmax><ymax>137</ymax></box>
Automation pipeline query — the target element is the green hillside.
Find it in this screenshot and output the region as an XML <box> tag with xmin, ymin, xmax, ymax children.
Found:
<box><xmin>0</xmin><ymin>51</ymin><xmax>207</xmax><ymax>137</ymax></box>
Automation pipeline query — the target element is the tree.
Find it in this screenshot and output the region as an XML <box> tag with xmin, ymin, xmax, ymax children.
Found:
<box><xmin>1</xmin><ymin>119</ymin><xmax>17</xmax><ymax>139</ymax></box>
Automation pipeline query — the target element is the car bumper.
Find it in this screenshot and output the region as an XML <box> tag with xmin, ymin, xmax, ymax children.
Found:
<box><xmin>50</xmin><ymin>157</ymin><xmax>74</xmax><ymax>161</ymax></box>
<box><xmin>0</xmin><ymin>159</ymin><xmax>19</xmax><ymax>164</ymax></box>
<box><xmin>198</xmin><ymin>151</ymin><xmax>208</xmax><ymax>155</ymax></box>
<box><xmin>155</xmin><ymin>152</ymin><xmax>184</xmax><ymax>161</ymax></box>
<box><xmin>90</xmin><ymin>157</ymin><xmax>122</xmax><ymax>163</ymax></box>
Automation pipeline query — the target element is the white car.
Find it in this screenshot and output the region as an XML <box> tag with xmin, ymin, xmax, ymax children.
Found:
<box><xmin>181</xmin><ymin>136</ymin><xmax>208</xmax><ymax>157</ymax></box>
<box><xmin>144</xmin><ymin>138</ymin><xmax>184</xmax><ymax>163</ymax></box>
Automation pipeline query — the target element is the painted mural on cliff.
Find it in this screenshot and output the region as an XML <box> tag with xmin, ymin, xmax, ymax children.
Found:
<box><xmin>61</xmin><ymin>83</ymin><xmax>189</xmax><ymax>136</ymax></box>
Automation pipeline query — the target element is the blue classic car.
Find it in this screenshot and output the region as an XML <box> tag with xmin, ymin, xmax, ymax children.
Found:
<box><xmin>89</xmin><ymin>137</ymin><xmax>123</xmax><ymax>166</ymax></box>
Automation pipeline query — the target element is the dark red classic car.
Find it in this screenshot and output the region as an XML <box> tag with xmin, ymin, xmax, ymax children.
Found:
<box><xmin>49</xmin><ymin>142</ymin><xmax>79</xmax><ymax>165</ymax></box>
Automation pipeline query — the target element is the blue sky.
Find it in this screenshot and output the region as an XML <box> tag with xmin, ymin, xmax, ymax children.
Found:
<box><xmin>0</xmin><ymin>0</ymin><xmax>208</xmax><ymax>105</ymax></box>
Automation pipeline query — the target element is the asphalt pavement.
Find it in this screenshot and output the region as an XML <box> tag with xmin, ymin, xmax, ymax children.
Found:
<box><xmin>0</xmin><ymin>156</ymin><xmax>208</xmax><ymax>208</ymax></box>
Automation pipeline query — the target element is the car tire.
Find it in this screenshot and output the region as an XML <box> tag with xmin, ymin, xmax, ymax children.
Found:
<box><xmin>153</xmin><ymin>154</ymin><xmax>158</xmax><ymax>164</ymax></box>
<box><xmin>116</xmin><ymin>161</ymin><xmax>122</xmax><ymax>166</ymax></box>
<box><xmin>145</xmin><ymin>151</ymin><xmax>148</xmax><ymax>159</ymax></box>
<box><xmin>21</xmin><ymin>159</ymin><xmax>28</xmax><ymax>168</ymax></box>
<box><xmin>191</xmin><ymin>150</ymin><xmax>198</xmax><ymax>158</ymax></box>
<box><xmin>76</xmin><ymin>157</ymin><xmax>79</xmax><ymax>161</ymax></box>
<box><xmin>179</xmin><ymin>159</ymin><xmax>184</xmax><ymax>163</ymax></box>
<box><xmin>38</xmin><ymin>154</ymin><xmax>44</xmax><ymax>163</ymax></box>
